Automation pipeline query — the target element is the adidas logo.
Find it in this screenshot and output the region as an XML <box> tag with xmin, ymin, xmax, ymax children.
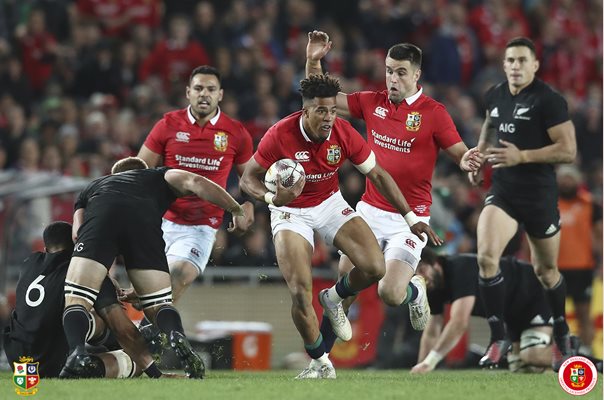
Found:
<box><xmin>545</xmin><ymin>224</ymin><xmax>558</xmax><ymax>235</ymax></box>
<box><xmin>530</xmin><ymin>315</ymin><xmax>545</xmax><ymax>324</ymax></box>
<box><xmin>484</xmin><ymin>195</ymin><xmax>494</xmax><ymax>205</ymax></box>
<box><xmin>490</xmin><ymin>107</ymin><xmax>499</xmax><ymax>117</ymax></box>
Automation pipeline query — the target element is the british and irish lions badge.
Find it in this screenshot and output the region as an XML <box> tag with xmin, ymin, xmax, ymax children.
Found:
<box><xmin>13</xmin><ymin>356</ymin><xmax>40</xmax><ymax>396</ymax></box>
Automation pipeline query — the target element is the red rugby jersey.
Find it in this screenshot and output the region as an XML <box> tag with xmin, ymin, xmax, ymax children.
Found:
<box><xmin>144</xmin><ymin>107</ymin><xmax>253</xmax><ymax>227</ymax></box>
<box><xmin>254</xmin><ymin>111</ymin><xmax>372</xmax><ymax>208</ymax></box>
<box><xmin>347</xmin><ymin>89</ymin><xmax>461</xmax><ymax>216</ymax></box>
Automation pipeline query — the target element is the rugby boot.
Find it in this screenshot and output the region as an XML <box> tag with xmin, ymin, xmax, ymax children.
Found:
<box><xmin>169</xmin><ymin>331</ymin><xmax>205</xmax><ymax>379</ymax></box>
<box><xmin>479</xmin><ymin>339</ymin><xmax>512</xmax><ymax>368</ymax></box>
<box><xmin>140</xmin><ymin>324</ymin><xmax>168</xmax><ymax>363</ymax></box>
<box><xmin>319</xmin><ymin>289</ymin><xmax>352</xmax><ymax>341</ymax></box>
<box><xmin>60</xmin><ymin>347</ymin><xmax>105</xmax><ymax>379</ymax></box>
<box><xmin>409</xmin><ymin>275</ymin><xmax>431</xmax><ymax>330</ymax></box>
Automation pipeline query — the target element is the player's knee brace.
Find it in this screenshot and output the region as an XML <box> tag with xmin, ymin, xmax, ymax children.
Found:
<box><xmin>64</xmin><ymin>280</ymin><xmax>99</xmax><ymax>306</ymax></box>
<box><xmin>520</xmin><ymin>329</ymin><xmax>551</xmax><ymax>351</ymax></box>
<box><xmin>107</xmin><ymin>350</ymin><xmax>137</xmax><ymax>378</ymax></box>
<box><xmin>139</xmin><ymin>287</ymin><xmax>172</xmax><ymax>310</ymax></box>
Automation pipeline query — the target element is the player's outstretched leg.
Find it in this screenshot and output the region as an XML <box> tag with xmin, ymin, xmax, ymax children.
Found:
<box><xmin>408</xmin><ymin>275</ymin><xmax>431</xmax><ymax>330</ymax></box>
<box><xmin>169</xmin><ymin>331</ymin><xmax>205</xmax><ymax>379</ymax></box>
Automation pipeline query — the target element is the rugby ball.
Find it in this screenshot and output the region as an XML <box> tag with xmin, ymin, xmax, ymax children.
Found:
<box><xmin>264</xmin><ymin>159</ymin><xmax>305</xmax><ymax>193</ymax></box>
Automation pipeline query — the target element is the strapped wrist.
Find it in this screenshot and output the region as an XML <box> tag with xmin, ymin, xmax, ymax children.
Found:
<box><xmin>264</xmin><ymin>192</ymin><xmax>275</xmax><ymax>205</ymax></box>
<box><xmin>423</xmin><ymin>350</ymin><xmax>443</xmax><ymax>369</ymax></box>
<box><xmin>404</xmin><ymin>211</ymin><xmax>420</xmax><ymax>227</ymax></box>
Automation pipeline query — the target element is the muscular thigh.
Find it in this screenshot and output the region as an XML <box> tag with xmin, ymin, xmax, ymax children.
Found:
<box><xmin>477</xmin><ymin>203</ymin><xmax>519</xmax><ymax>258</ymax></box>
<box><xmin>333</xmin><ymin>216</ymin><xmax>383</xmax><ymax>270</ymax></box>
<box><xmin>120</xmin><ymin>214</ymin><xmax>168</xmax><ymax>272</ymax></box>
<box><xmin>274</xmin><ymin>230</ymin><xmax>313</xmax><ymax>291</ymax></box>
<box><xmin>127</xmin><ymin>269</ymin><xmax>172</xmax><ymax>296</ymax></box>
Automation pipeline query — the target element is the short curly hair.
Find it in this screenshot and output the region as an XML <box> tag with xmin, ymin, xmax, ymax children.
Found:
<box><xmin>299</xmin><ymin>74</ymin><xmax>341</xmax><ymax>102</ymax></box>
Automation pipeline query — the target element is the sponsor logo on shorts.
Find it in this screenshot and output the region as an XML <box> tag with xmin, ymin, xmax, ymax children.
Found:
<box><xmin>190</xmin><ymin>248</ymin><xmax>200</xmax><ymax>258</ymax></box>
<box><xmin>278</xmin><ymin>212</ymin><xmax>291</xmax><ymax>220</ymax></box>
<box><xmin>13</xmin><ymin>356</ymin><xmax>39</xmax><ymax>396</ymax></box>
<box><xmin>545</xmin><ymin>224</ymin><xmax>558</xmax><ymax>236</ymax></box>
<box><xmin>558</xmin><ymin>356</ymin><xmax>598</xmax><ymax>395</ymax></box>
<box><xmin>404</xmin><ymin>238</ymin><xmax>416</xmax><ymax>249</ymax></box>
<box><xmin>74</xmin><ymin>242</ymin><xmax>84</xmax><ymax>252</ymax></box>
<box><xmin>341</xmin><ymin>207</ymin><xmax>353</xmax><ymax>216</ymax></box>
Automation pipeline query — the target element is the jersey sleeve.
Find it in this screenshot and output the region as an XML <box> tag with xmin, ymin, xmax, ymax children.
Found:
<box><xmin>433</xmin><ymin>105</ymin><xmax>463</xmax><ymax>150</ymax></box>
<box><xmin>346</xmin><ymin>91</ymin><xmax>372</xmax><ymax>119</ymax></box>
<box><xmin>143</xmin><ymin>118</ymin><xmax>169</xmax><ymax>154</ymax></box>
<box><xmin>541</xmin><ymin>90</ymin><xmax>570</xmax><ymax>129</ymax></box>
<box><xmin>253</xmin><ymin>125</ymin><xmax>279</xmax><ymax>170</ymax></box>
<box><xmin>74</xmin><ymin>185</ymin><xmax>91</xmax><ymax>210</ymax></box>
<box><xmin>233</xmin><ymin>123</ymin><xmax>254</xmax><ymax>165</ymax></box>
<box><xmin>343</xmin><ymin>123</ymin><xmax>372</xmax><ymax>165</ymax></box>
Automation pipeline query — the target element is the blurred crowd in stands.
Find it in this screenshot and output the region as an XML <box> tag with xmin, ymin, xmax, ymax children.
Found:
<box><xmin>0</xmin><ymin>0</ymin><xmax>601</xmax><ymax>275</ymax></box>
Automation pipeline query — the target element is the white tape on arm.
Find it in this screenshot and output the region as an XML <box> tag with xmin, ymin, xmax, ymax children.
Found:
<box><xmin>404</xmin><ymin>211</ymin><xmax>420</xmax><ymax>227</ymax></box>
<box><xmin>354</xmin><ymin>151</ymin><xmax>376</xmax><ymax>174</ymax></box>
<box><xmin>264</xmin><ymin>192</ymin><xmax>275</xmax><ymax>205</ymax></box>
<box><xmin>423</xmin><ymin>350</ymin><xmax>444</xmax><ymax>369</ymax></box>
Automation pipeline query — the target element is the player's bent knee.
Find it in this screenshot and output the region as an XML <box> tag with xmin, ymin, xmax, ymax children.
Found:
<box><xmin>377</xmin><ymin>283</ymin><xmax>404</xmax><ymax>306</ymax></box>
<box><xmin>102</xmin><ymin>350</ymin><xmax>138</xmax><ymax>378</ymax></box>
<box><xmin>64</xmin><ymin>280</ymin><xmax>99</xmax><ymax>309</ymax></box>
<box><xmin>476</xmin><ymin>254</ymin><xmax>500</xmax><ymax>274</ymax></box>
<box><xmin>139</xmin><ymin>287</ymin><xmax>173</xmax><ymax>319</ymax></box>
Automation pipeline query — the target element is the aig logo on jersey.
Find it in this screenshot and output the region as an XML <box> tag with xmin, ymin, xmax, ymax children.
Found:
<box><xmin>214</xmin><ymin>132</ymin><xmax>228</xmax><ymax>152</ymax></box>
<box><xmin>405</xmin><ymin>112</ymin><xmax>422</xmax><ymax>132</ymax></box>
<box><xmin>326</xmin><ymin>145</ymin><xmax>341</xmax><ymax>165</ymax></box>
<box><xmin>513</xmin><ymin>104</ymin><xmax>532</xmax><ymax>120</ymax></box>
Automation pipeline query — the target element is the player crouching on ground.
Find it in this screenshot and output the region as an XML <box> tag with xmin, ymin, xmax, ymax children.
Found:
<box><xmin>411</xmin><ymin>249</ymin><xmax>562</xmax><ymax>374</ymax></box>
<box><xmin>61</xmin><ymin>157</ymin><xmax>245</xmax><ymax>379</ymax></box>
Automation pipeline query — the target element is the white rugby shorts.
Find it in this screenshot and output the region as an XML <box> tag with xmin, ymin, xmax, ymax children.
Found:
<box><xmin>269</xmin><ymin>191</ymin><xmax>358</xmax><ymax>248</ymax></box>
<box><xmin>356</xmin><ymin>201</ymin><xmax>429</xmax><ymax>270</ymax></box>
<box><xmin>162</xmin><ymin>219</ymin><xmax>218</xmax><ymax>275</ymax></box>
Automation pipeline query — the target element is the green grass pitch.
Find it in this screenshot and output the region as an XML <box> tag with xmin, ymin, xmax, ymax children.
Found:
<box><xmin>1</xmin><ymin>370</ymin><xmax>602</xmax><ymax>400</ymax></box>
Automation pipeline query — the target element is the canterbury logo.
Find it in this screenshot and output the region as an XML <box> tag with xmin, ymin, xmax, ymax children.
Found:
<box><xmin>294</xmin><ymin>151</ymin><xmax>310</xmax><ymax>161</ymax></box>
<box><xmin>373</xmin><ymin>106</ymin><xmax>388</xmax><ymax>119</ymax></box>
<box><xmin>175</xmin><ymin>131</ymin><xmax>190</xmax><ymax>143</ymax></box>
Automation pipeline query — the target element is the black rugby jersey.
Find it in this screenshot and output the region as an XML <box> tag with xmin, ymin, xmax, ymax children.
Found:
<box><xmin>9</xmin><ymin>250</ymin><xmax>71</xmax><ymax>352</ymax></box>
<box><xmin>428</xmin><ymin>254</ymin><xmax>536</xmax><ymax>317</ymax></box>
<box><xmin>75</xmin><ymin>167</ymin><xmax>177</xmax><ymax>218</ymax></box>
<box><xmin>485</xmin><ymin>78</ymin><xmax>570</xmax><ymax>188</ymax></box>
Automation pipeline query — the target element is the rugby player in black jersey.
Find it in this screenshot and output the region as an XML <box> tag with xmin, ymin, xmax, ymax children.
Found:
<box><xmin>469</xmin><ymin>37</ymin><xmax>577</xmax><ymax>371</ymax></box>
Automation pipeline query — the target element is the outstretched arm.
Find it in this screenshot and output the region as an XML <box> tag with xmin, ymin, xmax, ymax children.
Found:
<box><xmin>305</xmin><ymin>30</ymin><xmax>350</xmax><ymax>117</ymax></box>
<box><xmin>164</xmin><ymin>169</ymin><xmax>244</xmax><ymax>217</ymax></box>
<box><xmin>411</xmin><ymin>296</ymin><xmax>475</xmax><ymax>374</ymax></box>
<box><xmin>364</xmin><ymin>161</ymin><xmax>443</xmax><ymax>246</ymax></box>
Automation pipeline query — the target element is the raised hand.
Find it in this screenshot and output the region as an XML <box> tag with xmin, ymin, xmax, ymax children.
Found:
<box><xmin>307</xmin><ymin>30</ymin><xmax>332</xmax><ymax>62</ymax></box>
<box><xmin>460</xmin><ymin>147</ymin><xmax>483</xmax><ymax>172</ymax></box>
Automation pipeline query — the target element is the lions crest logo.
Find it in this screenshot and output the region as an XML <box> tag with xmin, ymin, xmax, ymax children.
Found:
<box><xmin>405</xmin><ymin>112</ymin><xmax>422</xmax><ymax>132</ymax></box>
<box><xmin>214</xmin><ymin>132</ymin><xmax>228</xmax><ymax>152</ymax></box>
<box><xmin>13</xmin><ymin>356</ymin><xmax>39</xmax><ymax>396</ymax></box>
<box><xmin>326</xmin><ymin>145</ymin><xmax>341</xmax><ymax>165</ymax></box>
